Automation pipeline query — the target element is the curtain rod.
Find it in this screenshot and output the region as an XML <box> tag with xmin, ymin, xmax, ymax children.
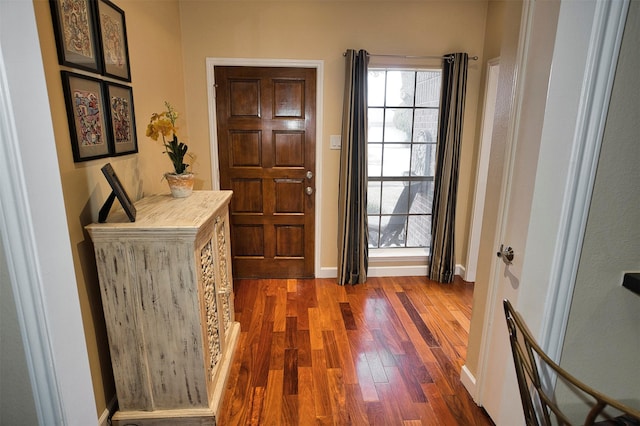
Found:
<box><xmin>343</xmin><ymin>52</ymin><xmax>478</xmax><ymax>61</ymax></box>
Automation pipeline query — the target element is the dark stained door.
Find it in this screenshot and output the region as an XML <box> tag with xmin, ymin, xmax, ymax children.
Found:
<box><xmin>215</xmin><ymin>66</ymin><xmax>316</xmax><ymax>278</ymax></box>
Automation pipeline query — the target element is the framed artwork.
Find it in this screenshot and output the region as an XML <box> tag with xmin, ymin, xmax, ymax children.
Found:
<box><xmin>104</xmin><ymin>82</ymin><xmax>137</xmax><ymax>156</ymax></box>
<box><xmin>99</xmin><ymin>163</ymin><xmax>136</xmax><ymax>222</ymax></box>
<box><xmin>61</xmin><ymin>71</ymin><xmax>111</xmax><ymax>162</ymax></box>
<box><xmin>97</xmin><ymin>0</ymin><xmax>131</xmax><ymax>82</ymax></box>
<box><xmin>50</xmin><ymin>0</ymin><xmax>102</xmax><ymax>73</ymax></box>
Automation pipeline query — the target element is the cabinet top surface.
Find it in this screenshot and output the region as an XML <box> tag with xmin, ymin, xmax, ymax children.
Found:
<box><xmin>86</xmin><ymin>190</ymin><xmax>232</xmax><ymax>236</ymax></box>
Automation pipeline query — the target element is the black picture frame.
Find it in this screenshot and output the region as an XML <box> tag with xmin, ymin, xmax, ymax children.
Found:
<box><xmin>96</xmin><ymin>0</ymin><xmax>131</xmax><ymax>82</ymax></box>
<box><xmin>104</xmin><ymin>81</ymin><xmax>137</xmax><ymax>156</ymax></box>
<box><xmin>99</xmin><ymin>163</ymin><xmax>136</xmax><ymax>222</ymax></box>
<box><xmin>61</xmin><ymin>71</ymin><xmax>112</xmax><ymax>162</ymax></box>
<box><xmin>49</xmin><ymin>0</ymin><xmax>102</xmax><ymax>73</ymax></box>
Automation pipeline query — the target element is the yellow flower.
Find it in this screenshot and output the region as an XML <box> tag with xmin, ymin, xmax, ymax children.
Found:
<box><xmin>147</xmin><ymin>102</ymin><xmax>191</xmax><ymax>175</ymax></box>
<box><xmin>145</xmin><ymin>123</ymin><xmax>159</xmax><ymax>140</ymax></box>
<box><xmin>154</xmin><ymin>117</ymin><xmax>175</xmax><ymax>138</ymax></box>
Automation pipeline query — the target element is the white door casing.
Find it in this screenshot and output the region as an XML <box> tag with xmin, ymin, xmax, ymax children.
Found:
<box><xmin>205</xmin><ymin>58</ymin><xmax>326</xmax><ymax>278</ymax></box>
<box><xmin>465</xmin><ymin>59</ymin><xmax>500</xmax><ymax>283</ymax></box>
<box><xmin>0</xmin><ymin>2</ymin><xmax>97</xmax><ymax>424</ymax></box>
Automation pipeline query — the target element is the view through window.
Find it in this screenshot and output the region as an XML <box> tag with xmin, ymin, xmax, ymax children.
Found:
<box><xmin>367</xmin><ymin>69</ymin><xmax>442</xmax><ymax>249</ymax></box>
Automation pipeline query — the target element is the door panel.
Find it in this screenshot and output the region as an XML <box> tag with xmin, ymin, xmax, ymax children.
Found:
<box><xmin>215</xmin><ymin>66</ymin><xmax>316</xmax><ymax>278</ymax></box>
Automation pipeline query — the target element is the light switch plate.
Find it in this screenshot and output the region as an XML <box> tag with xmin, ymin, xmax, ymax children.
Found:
<box><xmin>330</xmin><ymin>135</ymin><xmax>341</xmax><ymax>150</ymax></box>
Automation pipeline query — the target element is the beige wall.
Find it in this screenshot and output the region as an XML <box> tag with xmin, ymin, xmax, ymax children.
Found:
<box><xmin>33</xmin><ymin>0</ymin><xmax>187</xmax><ymax>416</ymax></box>
<box><xmin>178</xmin><ymin>0</ymin><xmax>489</xmax><ymax>270</ymax></box>
<box><xmin>33</xmin><ymin>0</ymin><xmax>492</xmax><ymax>415</ymax></box>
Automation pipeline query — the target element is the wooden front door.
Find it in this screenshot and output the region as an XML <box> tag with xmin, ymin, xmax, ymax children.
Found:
<box><xmin>215</xmin><ymin>66</ymin><xmax>316</xmax><ymax>278</ymax></box>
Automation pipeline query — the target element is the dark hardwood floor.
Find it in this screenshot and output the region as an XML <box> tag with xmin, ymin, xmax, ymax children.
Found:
<box><xmin>217</xmin><ymin>276</ymin><xmax>494</xmax><ymax>425</ymax></box>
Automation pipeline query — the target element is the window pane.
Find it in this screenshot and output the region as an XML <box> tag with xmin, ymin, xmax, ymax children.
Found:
<box><xmin>368</xmin><ymin>143</ymin><xmax>382</xmax><ymax>177</ymax></box>
<box><xmin>368</xmin><ymin>70</ymin><xmax>386</xmax><ymax>106</ymax></box>
<box><xmin>367</xmin><ymin>181</ymin><xmax>381</xmax><ymax>214</ymax></box>
<box><xmin>409</xmin><ymin>181</ymin><xmax>433</xmax><ymax>214</ymax></box>
<box><xmin>368</xmin><ymin>215</ymin><xmax>380</xmax><ymax>248</ymax></box>
<box><xmin>368</xmin><ymin>108</ymin><xmax>384</xmax><ymax>142</ymax></box>
<box><xmin>384</xmin><ymin>109</ymin><xmax>412</xmax><ymax>142</ymax></box>
<box><xmin>416</xmin><ymin>71</ymin><xmax>441</xmax><ymax>107</ymax></box>
<box><xmin>366</xmin><ymin>68</ymin><xmax>440</xmax><ymax>251</ymax></box>
<box><xmin>410</xmin><ymin>143</ymin><xmax>436</xmax><ymax>177</ymax></box>
<box><xmin>381</xmin><ymin>181</ymin><xmax>410</xmax><ymax>214</ymax></box>
<box><xmin>385</xmin><ymin>71</ymin><xmax>415</xmax><ymax>107</ymax></box>
<box><xmin>379</xmin><ymin>215</ymin><xmax>407</xmax><ymax>247</ymax></box>
<box><xmin>382</xmin><ymin>144</ymin><xmax>411</xmax><ymax>177</ymax></box>
<box><xmin>413</xmin><ymin>109</ymin><xmax>438</xmax><ymax>142</ymax></box>
<box><xmin>407</xmin><ymin>215</ymin><xmax>431</xmax><ymax>247</ymax></box>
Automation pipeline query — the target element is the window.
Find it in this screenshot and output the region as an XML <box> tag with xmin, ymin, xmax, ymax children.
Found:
<box><xmin>367</xmin><ymin>69</ymin><xmax>442</xmax><ymax>250</ymax></box>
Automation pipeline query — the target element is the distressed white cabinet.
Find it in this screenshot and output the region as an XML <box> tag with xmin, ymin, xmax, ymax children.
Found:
<box><xmin>86</xmin><ymin>191</ymin><xmax>239</xmax><ymax>425</ymax></box>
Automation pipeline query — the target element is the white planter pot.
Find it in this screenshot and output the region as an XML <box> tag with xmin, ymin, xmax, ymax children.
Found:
<box><xmin>164</xmin><ymin>172</ymin><xmax>194</xmax><ymax>198</ymax></box>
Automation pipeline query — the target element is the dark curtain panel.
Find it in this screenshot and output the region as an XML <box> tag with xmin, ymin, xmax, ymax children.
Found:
<box><xmin>337</xmin><ymin>49</ymin><xmax>369</xmax><ymax>285</ymax></box>
<box><xmin>429</xmin><ymin>52</ymin><xmax>469</xmax><ymax>283</ymax></box>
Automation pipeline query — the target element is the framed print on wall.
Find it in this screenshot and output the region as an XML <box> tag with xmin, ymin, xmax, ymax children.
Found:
<box><xmin>50</xmin><ymin>0</ymin><xmax>102</xmax><ymax>73</ymax></box>
<box><xmin>97</xmin><ymin>0</ymin><xmax>131</xmax><ymax>82</ymax></box>
<box><xmin>61</xmin><ymin>71</ymin><xmax>111</xmax><ymax>162</ymax></box>
<box><xmin>104</xmin><ymin>82</ymin><xmax>137</xmax><ymax>156</ymax></box>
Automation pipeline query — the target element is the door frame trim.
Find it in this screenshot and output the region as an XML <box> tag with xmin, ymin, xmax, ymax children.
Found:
<box><xmin>537</xmin><ymin>0</ymin><xmax>629</xmax><ymax>360</ymax></box>
<box><xmin>206</xmin><ymin>58</ymin><xmax>324</xmax><ymax>277</ymax></box>
<box><xmin>464</xmin><ymin>58</ymin><xmax>499</xmax><ymax>283</ymax></box>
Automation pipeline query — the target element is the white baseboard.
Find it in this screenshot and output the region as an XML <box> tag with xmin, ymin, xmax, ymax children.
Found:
<box><xmin>460</xmin><ymin>364</ymin><xmax>479</xmax><ymax>403</ymax></box>
<box><xmin>316</xmin><ymin>266</ymin><xmax>337</xmax><ymax>279</ymax></box>
<box><xmin>98</xmin><ymin>395</ymin><xmax>117</xmax><ymax>426</ymax></box>
<box><xmin>368</xmin><ymin>265</ymin><xmax>428</xmax><ymax>277</ymax></box>
<box><xmin>316</xmin><ymin>264</ymin><xmax>467</xmax><ymax>280</ymax></box>
<box><xmin>456</xmin><ymin>264</ymin><xmax>467</xmax><ymax>280</ymax></box>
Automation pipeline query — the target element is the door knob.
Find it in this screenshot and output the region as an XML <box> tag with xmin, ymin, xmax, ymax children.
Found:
<box><xmin>306</xmin><ymin>170</ymin><xmax>313</xmax><ymax>180</ymax></box>
<box><xmin>497</xmin><ymin>244</ymin><xmax>514</xmax><ymax>265</ymax></box>
<box><xmin>305</xmin><ymin>186</ymin><xmax>314</xmax><ymax>195</ymax></box>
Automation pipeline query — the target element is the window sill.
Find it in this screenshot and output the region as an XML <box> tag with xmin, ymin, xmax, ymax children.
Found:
<box><xmin>369</xmin><ymin>247</ymin><xmax>429</xmax><ymax>263</ymax></box>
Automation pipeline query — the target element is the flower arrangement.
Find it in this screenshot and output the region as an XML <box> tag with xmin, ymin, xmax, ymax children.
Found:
<box><xmin>146</xmin><ymin>101</ymin><xmax>190</xmax><ymax>175</ymax></box>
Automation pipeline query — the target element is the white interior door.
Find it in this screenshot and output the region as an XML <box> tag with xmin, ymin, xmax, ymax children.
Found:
<box><xmin>477</xmin><ymin>3</ymin><xmax>550</xmax><ymax>421</ymax></box>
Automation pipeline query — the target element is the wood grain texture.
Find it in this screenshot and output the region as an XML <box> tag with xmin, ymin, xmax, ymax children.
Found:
<box><xmin>87</xmin><ymin>191</ymin><xmax>239</xmax><ymax>423</ymax></box>
<box><xmin>217</xmin><ymin>276</ymin><xmax>494</xmax><ymax>425</ymax></box>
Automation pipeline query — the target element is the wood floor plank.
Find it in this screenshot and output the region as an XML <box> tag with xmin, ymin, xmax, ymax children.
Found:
<box><xmin>332</xmin><ymin>316</ymin><xmax>359</xmax><ymax>385</ymax></box>
<box><xmin>298</xmin><ymin>366</ymin><xmax>315</xmax><ymax>424</ymax></box>
<box><xmin>345</xmin><ymin>383</ymin><xmax>369</xmax><ymax>425</ymax></box>
<box><xmin>311</xmin><ymin>349</ymin><xmax>332</xmax><ymax>418</ymax></box>
<box><xmin>374</xmin><ymin>381</ymin><xmax>408</xmax><ymax>425</ymax></box>
<box><xmin>349</xmin><ymin>342</ymin><xmax>379</xmax><ymax>402</ymax></box>
<box><xmin>261</xmin><ymin>369</ymin><xmax>283</xmax><ymax>425</ymax></box>
<box><xmin>268</xmin><ymin>331</ymin><xmax>284</xmax><ymax>370</ymax></box>
<box><xmin>296</xmin><ymin>329</ymin><xmax>312</xmax><ymax>368</ymax></box>
<box><xmin>216</xmin><ymin>277</ymin><xmax>494</xmax><ymax>426</ymax></box>
<box><xmin>339</xmin><ymin>302</ymin><xmax>358</xmax><ymax>330</ymax></box>
<box><xmin>272</xmin><ymin>285</ymin><xmax>287</xmax><ymax>333</ymax></box>
<box><xmin>281</xmin><ymin>394</ymin><xmax>298</xmax><ymax>426</ymax></box>
<box><xmin>383</xmin><ymin>365</ymin><xmax>422</xmax><ymax>420</ymax></box>
<box><xmin>327</xmin><ymin>368</ymin><xmax>349</xmax><ymax>425</ymax></box>
<box><xmin>282</xmin><ymin>348</ymin><xmax>298</xmax><ymax>395</ymax></box>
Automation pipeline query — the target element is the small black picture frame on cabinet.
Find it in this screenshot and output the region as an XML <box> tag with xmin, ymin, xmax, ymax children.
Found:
<box><xmin>99</xmin><ymin>163</ymin><xmax>136</xmax><ymax>222</ymax></box>
<box><xmin>61</xmin><ymin>71</ymin><xmax>111</xmax><ymax>162</ymax></box>
<box><xmin>96</xmin><ymin>0</ymin><xmax>131</xmax><ymax>82</ymax></box>
<box><xmin>50</xmin><ymin>0</ymin><xmax>102</xmax><ymax>73</ymax></box>
<box><xmin>104</xmin><ymin>81</ymin><xmax>137</xmax><ymax>156</ymax></box>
